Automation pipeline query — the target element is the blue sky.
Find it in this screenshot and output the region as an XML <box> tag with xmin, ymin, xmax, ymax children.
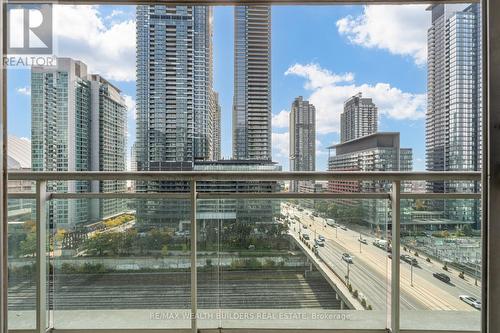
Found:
<box><xmin>8</xmin><ymin>4</ymin><xmax>431</xmax><ymax>171</ymax></box>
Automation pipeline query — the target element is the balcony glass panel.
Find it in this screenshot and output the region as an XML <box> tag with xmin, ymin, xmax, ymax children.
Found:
<box><xmin>197</xmin><ymin>198</ymin><xmax>389</xmax><ymax>330</ymax></box>
<box><xmin>50</xmin><ymin>198</ymin><xmax>191</xmax><ymax>330</ymax></box>
<box><xmin>400</xmin><ymin>198</ymin><xmax>482</xmax><ymax>332</ymax></box>
<box><xmin>7</xmin><ymin>198</ymin><xmax>36</xmax><ymax>330</ymax></box>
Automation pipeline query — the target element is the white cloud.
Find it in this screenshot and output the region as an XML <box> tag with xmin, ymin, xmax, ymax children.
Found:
<box><xmin>272</xmin><ymin>132</ymin><xmax>289</xmax><ymax>158</ymax></box>
<box><xmin>123</xmin><ymin>94</ymin><xmax>136</xmax><ymax>120</ymax></box>
<box><xmin>285</xmin><ymin>63</ymin><xmax>354</xmax><ymax>89</ymax></box>
<box><xmin>16</xmin><ymin>86</ymin><xmax>31</xmax><ymax>96</ymax></box>
<box><xmin>336</xmin><ymin>5</ymin><xmax>429</xmax><ymax>65</ymax></box>
<box><xmin>285</xmin><ymin>63</ymin><xmax>426</xmax><ymax>134</ymax></box>
<box><xmin>106</xmin><ymin>9</ymin><xmax>125</xmax><ymax>20</ymax></box>
<box><xmin>272</xmin><ymin>110</ymin><xmax>289</xmax><ymax>129</ymax></box>
<box><xmin>53</xmin><ymin>5</ymin><xmax>136</xmax><ymax>81</ymax></box>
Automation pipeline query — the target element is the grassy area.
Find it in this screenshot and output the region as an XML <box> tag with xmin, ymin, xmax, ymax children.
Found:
<box><xmin>103</xmin><ymin>214</ymin><xmax>135</xmax><ymax>229</ymax></box>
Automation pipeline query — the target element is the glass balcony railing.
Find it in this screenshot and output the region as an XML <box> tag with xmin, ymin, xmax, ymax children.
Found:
<box><xmin>6</xmin><ymin>171</ymin><xmax>482</xmax><ymax>333</ymax></box>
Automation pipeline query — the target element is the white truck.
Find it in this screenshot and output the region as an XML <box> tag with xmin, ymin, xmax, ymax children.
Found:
<box><xmin>326</xmin><ymin>218</ymin><xmax>336</xmax><ymax>227</ymax></box>
<box><xmin>372</xmin><ymin>239</ymin><xmax>390</xmax><ymax>251</ymax></box>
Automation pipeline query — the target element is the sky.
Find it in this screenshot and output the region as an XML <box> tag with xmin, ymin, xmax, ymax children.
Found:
<box><xmin>7</xmin><ymin>4</ymin><xmax>431</xmax><ymax>171</ymax></box>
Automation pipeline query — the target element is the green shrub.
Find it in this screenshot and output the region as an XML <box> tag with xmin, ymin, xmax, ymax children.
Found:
<box><xmin>245</xmin><ymin>258</ymin><xmax>262</xmax><ymax>269</ymax></box>
<box><xmin>81</xmin><ymin>262</ymin><xmax>107</xmax><ymax>274</ymax></box>
<box><xmin>263</xmin><ymin>259</ymin><xmax>276</xmax><ymax>269</ymax></box>
<box><xmin>230</xmin><ymin>259</ymin><xmax>245</xmax><ymax>269</ymax></box>
<box><xmin>61</xmin><ymin>263</ymin><xmax>78</xmax><ymax>274</ymax></box>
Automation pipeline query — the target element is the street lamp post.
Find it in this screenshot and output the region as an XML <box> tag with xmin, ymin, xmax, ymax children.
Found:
<box><xmin>359</xmin><ymin>232</ymin><xmax>362</xmax><ymax>253</ymax></box>
<box><xmin>475</xmin><ymin>252</ymin><xmax>479</xmax><ymax>286</ymax></box>
<box><xmin>346</xmin><ymin>261</ymin><xmax>351</xmax><ymax>284</ymax></box>
<box><xmin>410</xmin><ymin>262</ymin><xmax>414</xmax><ymax>287</ymax></box>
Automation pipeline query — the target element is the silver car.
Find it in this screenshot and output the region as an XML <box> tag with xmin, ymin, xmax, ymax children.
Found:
<box><xmin>342</xmin><ymin>253</ymin><xmax>353</xmax><ymax>264</ymax></box>
<box><xmin>459</xmin><ymin>295</ymin><xmax>481</xmax><ymax>310</ymax></box>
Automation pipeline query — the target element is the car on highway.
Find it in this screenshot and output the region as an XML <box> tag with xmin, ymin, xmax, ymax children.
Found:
<box><xmin>326</xmin><ymin>219</ymin><xmax>336</xmax><ymax>227</ymax></box>
<box><xmin>315</xmin><ymin>238</ymin><xmax>325</xmax><ymax>247</ymax></box>
<box><xmin>400</xmin><ymin>255</ymin><xmax>418</xmax><ymax>266</ymax></box>
<box><xmin>342</xmin><ymin>253</ymin><xmax>353</xmax><ymax>264</ymax></box>
<box><xmin>302</xmin><ymin>224</ymin><xmax>308</xmax><ymax>229</ymax></box>
<box><xmin>340</xmin><ymin>225</ymin><xmax>347</xmax><ymax>231</ymax></box>
<box><xmin>373</xmin><ymin>239</ymin><xmax>391</xmax><ymax>252</ymax></box>
<box><xmin>302</xmin><ymin>233</ymin><xmax>310</xmax><ymax>240</ymax></box>
<box><xmin>358</xmin><ymin>237</ymin><xmax>368</xmax><ymax>244</ymax></box>
<box><xmin>433</xmin><ymin>272</ymin><xmax>451</xmax><ymax>283</ymax></box>
<box><xmin>318</xmin><ymin>235</ymin><xmax>325</xmax><ymax>242</ymax></box>
<box><xmin>459</xmin><ymin>295</ymin><xmax>481</xmax><ymax>310</ymax></box>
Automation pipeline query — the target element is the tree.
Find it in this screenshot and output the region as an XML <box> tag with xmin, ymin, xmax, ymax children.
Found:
<box><xmin>462</xmin><ymin>225</ymin><xmax>473</xmax><ymax>237</ymax></box>
<box><xmin>20</xmin><ymin>232</ymin><xmax>36</xmax><ymax>257</ymax></box>
<box><xmin>54</xmin><ymin>228</ymin><xmax>67</xmax><ymax>243</ymax></box>
<box><xmin>161</xmin><ymin>244</ymin><xmax>169</xmax><ymax>257</ymax></box>
<box><xmin>415</xmin><ymin>199</ymin><xmax>426</xmax><ymax>211</ymax></box>
<box><xmin>145</xmin><ymin>228</ymin><xmax>171</xmax><ymax>251</ymax></box>
<box><xmin>23</xmin><ymin>220</ymin><xmax>36</xmax><ymax>233</ymax></box>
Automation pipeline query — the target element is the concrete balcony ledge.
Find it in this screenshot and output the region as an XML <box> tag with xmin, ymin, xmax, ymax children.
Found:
<box><xmin>9</xmin><ymin>309</ymin><xmax>479</xmax><ymax>332</ymax></box>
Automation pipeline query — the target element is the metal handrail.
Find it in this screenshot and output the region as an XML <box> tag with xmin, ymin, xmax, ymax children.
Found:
<box><xmin>7</xmin><ymin>170</ymin><xmax>482</xmax><ymax>181</ymax></box>
<box><xmin>7</xmin><ymin>192</ymin><xmax>482</xmax><ymax>199</ymax></box>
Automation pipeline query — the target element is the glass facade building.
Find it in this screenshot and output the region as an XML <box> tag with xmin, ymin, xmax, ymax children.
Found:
<box><xmin>135</xmin><ymin>5</ymin><xmax>221</xmax><ymax>226</ymax></box>
<box><xmin>136</xmin><ymin>5</ymin><xmax>219</xmax><ymax>172</ymax></box>
<box><xmin>194</xmin><ymin>160</ymin><xmax>281</xmax><ymax>223</ymax></box>
<box><xmin>426</xmin><ymin>4</ymin><xmax>482</xmax><ymax>224</ymax></box>
<box><xmin>289</xmin><ymin>96</ymin><xmax>316</xmax><ymax>192</ymax></box>
<box><xmin>89</xmin><ymin>74</ymin><xmax>128</xmax><ymax>220</ymax></box>
<box><xmin>340</xmin><ymin>93</ymin><xmax>378</xmax><ymax>143</ymax></box>
<box><xmin>328</xmin><ymin>133</ymin><xmax>413</xmax><ymax>228</ymax></box>
<box><xmin>31</xmin><ymin>58</ymin><xmax>127</xmax><ymax>228</ymax></box>
<box><xmin>233</xmin><ymin>5</ymin><xmax>272</xmax><ymax>161</ymax></box>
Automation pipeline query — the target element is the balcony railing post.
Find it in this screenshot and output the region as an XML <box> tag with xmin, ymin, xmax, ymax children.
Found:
<box><xmin>190</xmin><ymin>180</ymin><xmax>197</xmax><ymax>333</ymax></box>
<box><xmin>391</xmin><ymin>180</ymin><xmax>401</xmax><ymax>333</ymax></box>
<box><xmin>0</xmin><ymin>2</ymin><xmax>6</xmax><ymax>333</ymax></box>
<box><xmin>35</xmin><ymin>180</ymin><xmax>47</xmax><ymax>333</ymax></box>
